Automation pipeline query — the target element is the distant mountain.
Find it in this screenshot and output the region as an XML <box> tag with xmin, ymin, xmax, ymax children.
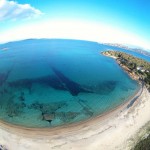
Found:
<box><xmin>103</xmin><ymin>43</ymin><xmax>150</xmax><ymax>57</ymax></box>
<box><xmin>1</xmin><ymin>39</ymin><xmax>150</xmax><ymax>58</ymax></box>
<box><xmin>129</xmin><ymin>48</ymin><xmax>150</xmax><ymax>57</ymax></box>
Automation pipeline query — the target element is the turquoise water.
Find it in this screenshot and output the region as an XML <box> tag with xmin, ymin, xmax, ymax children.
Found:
<box><xmin>0</xmin><ymin>39</ymin><xmax>140</xmax><ymax>127</ymax></box>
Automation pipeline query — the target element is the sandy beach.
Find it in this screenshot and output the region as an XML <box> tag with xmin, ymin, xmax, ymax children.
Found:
<box><xmin>0</xmin><ymin>85</ymin><xmax>149</xmax><ymax>150</ymax></box>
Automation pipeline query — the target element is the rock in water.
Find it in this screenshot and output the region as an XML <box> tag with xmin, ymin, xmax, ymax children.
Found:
<box><xmin>42</xmin><ymin>113</ymin><xmax>55</xmax><ymax>123</ymax></box>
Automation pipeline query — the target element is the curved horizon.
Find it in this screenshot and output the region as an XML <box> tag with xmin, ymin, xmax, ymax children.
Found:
<box><xmin>0</xmin><ymin>0</ymin><xmax>150</xmax><ymax>50</ymax></box>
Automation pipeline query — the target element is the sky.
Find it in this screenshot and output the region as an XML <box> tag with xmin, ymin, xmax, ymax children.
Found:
<box><xmin>0</xmin><ymin>0</ymin><xmax>150</xmax><ymax>50</ymax></box>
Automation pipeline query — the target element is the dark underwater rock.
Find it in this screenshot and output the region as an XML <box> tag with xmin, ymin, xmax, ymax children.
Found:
<box><xmin>8</xmin><ymin>67</ymin><xmax>94</xmax><ymax>96</ymax></box>
<box><xmin>6</xmin><ymin>96</ymin><xmax>26</xmax><ymax>117</ymax></box>
<box><xmin>18</xmin><ymin>95</ymin><xmax>25</xmax><ymax>101</ymax></box>
<box><xmin>42</xmin><ymin>111</ymin><xmax>80</xmax><ymax>123</ymax></box>
<box><xmin>55</xmin><ymin>112</ymin><xmax>80</xmax><ymax>122</ymax></box>
<box><xmin>51</xmin><ymin>67</ymin><xmax>93</xmax><ymax>96</ymax></box>
<box><xmin>0</xmin><ymin>70</ymin><xmax>11</xmax><ymax>86</ymax></box>
<box><xmin>76</xmin><ymin>98</ymin><xmax>93</xmax><ymax>117</ymax></box>
<box><xmin>82</xmin><ymin>107</ymin><xmax>93</xmax><ymax>117</ymax></box>
<box><xmin>18</xmin><ymin>92</ymin><xmax>25</xmax><ymax>101</ymax></box>
<box><xmin>29</xmin><ymin>101</ymin><xmax>43</xmax><ymax>110</ymax></box>
<box><xmin>29</xmin><ymin>101</ymin><xmax>67</xmax><ymax>114</ymax></box>
<box><xmin>0</xmin><ymin>88</ymin><xmax>9</xmax><ymax>95</ymax></box>
<box><xmin>42</xmin><ymin>113</ymin><xmax>55</xmax><ymax>123</ymax></box>
<box><xmin>94</xmin><ymin>80</ymin><xmax>118</xmax><ymax>94</ymax></box>
<box><xmin>8</xmin><ymin>75</ymin><xmax>65</xmax><ymax>91</ymax></box>
<box><xmin>8</xmin><ymin>79</ymin><xmax>32</xmax><ymax>94</ymax></box>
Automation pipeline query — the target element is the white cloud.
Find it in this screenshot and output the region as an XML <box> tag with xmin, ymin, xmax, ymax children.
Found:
<box><xmin>1</xmin><ymin>19</ymin><xmax>150</xmax><ymax>50</ymax></box>
<box><xmin>0</xmin><ymin>0</ymin><xmax>42</xmax><ymax>21</ymax></box>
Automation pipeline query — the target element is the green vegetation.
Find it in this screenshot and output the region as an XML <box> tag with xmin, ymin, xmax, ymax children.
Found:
<box><xmin>133</xmin><ymin>122</ymin><xmax>150</xmax><ymax>150</ymax></box>
<box><xmin>134</xmin><ymin>134</ymin><xmax>150</xmax><ymax>150</ymax></box>
<box><xmin>102</xmin><ymin>51</ymin><xmax>150</xmax><ymax>91</ymax></box>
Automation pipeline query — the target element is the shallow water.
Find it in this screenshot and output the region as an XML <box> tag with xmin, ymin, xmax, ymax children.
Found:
<box><xmin>0</xmin><ymin>39</ymin><xmax>140</xmax><ymax>127</ymax></box>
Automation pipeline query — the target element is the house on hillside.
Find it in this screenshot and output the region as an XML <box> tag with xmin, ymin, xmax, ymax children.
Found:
<box><xmin>136</xmin><ymin>66</ymin><xmax>145</xmax><ymax>72</ymax></box>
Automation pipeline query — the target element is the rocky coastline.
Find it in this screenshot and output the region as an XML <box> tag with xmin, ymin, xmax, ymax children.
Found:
<box><xmin>102</xmin><ymin>51</ymin><xmax>139</xmax><ymax>81</ymax></box>
<box><xmin>102</xmin><ymin>50</ymin><xmax>150</xmax><ymax>91</ymax></box>
<box><xmin>102</xmin><ymin>50</ymin><xmax>150</xmax><ymax>150</ymax></box>
<box><xmin>116</xmin><ymin>59</ymin><xmax>139</xmax><ymax>81</ymax></box>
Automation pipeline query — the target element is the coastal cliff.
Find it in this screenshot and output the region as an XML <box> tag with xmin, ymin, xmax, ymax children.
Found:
<box><xmin>102</xmin><ymin>51</ymin><xmax>150</xmax><ymax>91</ymax></box>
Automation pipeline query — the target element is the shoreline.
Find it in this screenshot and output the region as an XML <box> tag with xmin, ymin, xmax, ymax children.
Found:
<box><xmin>0</xmin><ymin>83</ymin><xmax>142</xmax><ymax>135</ymax></box>
<box><xmin>0</xmin><ymin>52</ymin><xmax>150</xmax><ymax>149</ymax></box>
<box><xmin>0</xmin><ymin>87</ymin><xmax>150</xmax><ymax>150</ymax></box>
<box><xmin>102</xmin><ymin>51</ymin><xmax>139</xmax><ymax>81</ymax></box>
<box><xmin>0</xmin><ymin>86</ymin><xmax>149</xmax><ymax>150</ymax></box>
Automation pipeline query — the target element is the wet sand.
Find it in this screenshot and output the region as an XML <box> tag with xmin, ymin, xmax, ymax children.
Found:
<box><xmin>0</xmin><ymin>85</ymin><xmax>150</xmax><ymax>150</ymax></box>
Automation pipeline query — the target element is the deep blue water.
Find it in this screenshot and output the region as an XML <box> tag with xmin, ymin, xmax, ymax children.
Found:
<box><xmin>0</xmin><ymin>39</ymin><xmax>143</xmax><ymax>127</ymax></box>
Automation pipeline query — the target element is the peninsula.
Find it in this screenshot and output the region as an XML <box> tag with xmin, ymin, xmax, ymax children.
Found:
<box><xmin>102</xmin><ymin>51</ymin><xmax>150</xmax><ymax>91</ymax></box>
<box><xmin>102</xmin><ymin>50</ymin><xmax>150</xmax><ymax>149</ymax></box>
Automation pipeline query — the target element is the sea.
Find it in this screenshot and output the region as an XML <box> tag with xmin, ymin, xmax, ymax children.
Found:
<box><xmin>0</xmin><ymin>39</ymin><xmax>149</xmax><ymax>128</ymax></box>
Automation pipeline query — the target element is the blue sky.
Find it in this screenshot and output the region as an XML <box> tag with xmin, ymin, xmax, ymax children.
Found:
<box><xmin>0</xmin><ymin>0</ymin><xmax>150</xmax><ymax>49</ymax></box>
